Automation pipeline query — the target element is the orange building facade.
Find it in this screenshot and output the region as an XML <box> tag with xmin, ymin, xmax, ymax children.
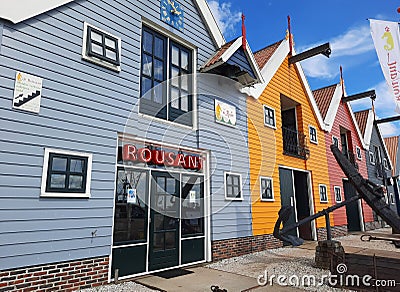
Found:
<box><xmin>245</xmin><ymin>37</ymin><xmax>336</xmax><ymax>241</ymax></box>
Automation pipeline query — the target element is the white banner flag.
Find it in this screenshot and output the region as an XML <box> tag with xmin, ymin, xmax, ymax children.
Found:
<box><xmin>370</xmin><ymin>19</ymin><xmax>400</xmax><ymax>113</ymax></box>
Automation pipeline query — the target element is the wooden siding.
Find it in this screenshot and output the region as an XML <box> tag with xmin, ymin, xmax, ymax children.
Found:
<box><xmin>323</xmin><ymin>102</ymin><xmax>373</xmax><ymax>226</ymax></box>
<box><xmin>0</xmin><ymin>0</ymin><xmax>218</xmax><ymax>270</ymax></box>
<box><xmin>365</xmin><ymin>125</ymin><xmax>395</xmax><ymax>212</ymax></box>
<box><xmin>248</xmin><ymin>56</ymin><xmax>331</xmax><ymax>236</ymax></box>
<box><xmin>198</xmin><ymin>76</ymin><xmax>252</xmax><ymax>241</ymax></box>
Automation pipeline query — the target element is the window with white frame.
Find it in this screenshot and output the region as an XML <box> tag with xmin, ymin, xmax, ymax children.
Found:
<box><xmin>332</xmin><ymin>136</ymin><xmax>339</xmax><ymax>147</ymax></box>
<box><xmin>334</xmin><ymin>186</ymin><xmax>342</xmax><ymax>203</ymax></box>
<box><xmin>390</xmin><ymin>193</ymin><xmax>395</xmax><ymax>205</ymax></box>
<box><xmin>41</xmin><ymin>149</ymin><xmax>92</xmax><ymax>198</ymax></box>
<box><xmin>260</xmin><ymin>177</ymin><xmax>274</xmax><ymax>201</ymax></box>
<box><xmin>82</xmin><ymin>22</ymin><xmax>121</xmax><ymax>71</ymax></box>
<box><xmin>356</xmin><ymin>146</ymin><xmax>362</xmax><ymax>160</ymax></box>
<box><xmin>319</xmin><ymin>184</ymin><xmax>328</xmax><ymax>203</ymax></box>
<box><xmin>369</xmin><ymin>151</ymin><xmax>375</xmax><ymax>165</ymax></box>
<box><xmin>225</xmin><ymin>172</ymin><xmax>242</xmax><ymax>200</ymax></box>
<box><xmin>383</xmin><ymin>158</ymin><xmax>388</xmax><ymax>170</ymax></box>
<box><xmin>309</xmin><ymin>125</ymin><xmax>317</xmax><ymax>144</ymax></box>
<box><xmin>139</xmin><ymin>26</ymin><xmax>193</xmax><ymax>126</ymax></box>
<box><xmin>263</xmin><ymin>105</ymin><xmax>276</xmax><ymax>128</ymax></box>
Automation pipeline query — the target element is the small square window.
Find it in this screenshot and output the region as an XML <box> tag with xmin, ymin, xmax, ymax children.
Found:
<box><xmin>334</xmin><ymin>186</ymin><xmax>342</xmax><ymax>203</ymax></box>
<box><xmin>224</xmin><ymin>172</ymin><xmax>242</xmax><ymax>201</ymax></box>
<box><xmin>356</xmin><ymin>146</ymin><xmax>362</xmax><ymax>160</ymax></box>
<box><xmin>319</xmin><ymin>184</ymin><xmax>328</xmax><ymax>203</ymax></box>
<box><xmin>260</xmin><ymin>177</ymin><xmax>274</xmax><ymax>201</ymax></box>
<box><xmin>383</xmin><ymin>158</ymin><xmax>388</xmax><ymax>170</ymax></box>
<box><xmin>41</xmin><ymin>149</ymin><xmax>92</xmax><ymax>198</ymax></box>
<box><xmin>332</xmin><ymin>136</ymin><xmax>339</xmax><ymax>147</ymax></box>
<box><xmin>309</xmin><ymin>126</ymin><xmax>318</xmax><ymax>144</ymax></box>
<box><xmin>369</xmin><ymin>151</ymin><xmax>375</xmax><ymax>165</ymax></box>
<box><xmin>263</xmin><ymin>105</ymin><xmax>276</xmax><ymax>128</ymax></box>
<box><xmin>82</xmin><ymin>22</ymin><xmax>121</xmax><ymax>71</ymax></box>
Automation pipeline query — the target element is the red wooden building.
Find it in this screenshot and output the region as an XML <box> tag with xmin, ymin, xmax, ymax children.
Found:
<box><xmin>313</xmin><ymin>83</ymin><xmax>374</xmax><ymax>232</ymax></box>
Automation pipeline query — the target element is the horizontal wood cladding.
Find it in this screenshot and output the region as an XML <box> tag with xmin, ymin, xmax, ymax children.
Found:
<box><xmin>248</xmin><ymin>57</ymin><xmax>331</xmax><ymax>236</ymax></box>
<box><xmin>324</xmin><ymin>102</ymin><xmax>372</xmax><ymax>226</ymax></box>
<box><xmin>0</xmin><ymin>0</ymin><xmax>218</xmax><ymax>270</ymax></box>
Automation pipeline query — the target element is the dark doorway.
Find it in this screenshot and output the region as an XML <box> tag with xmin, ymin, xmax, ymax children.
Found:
<box><xmin>294</xmin><ymin>171</ymin><xmax>312</xmax><ymax>240</ymax></box>
<box><xmin>343</xmin><ymin>180</ymin><xmax>361</xmax><ymax>232</ymax></box>
<box><xmin>149</xmin><ymin>171</ymin><xmax>180</xmax><ymax>271</ymax></box>
<box><xmin>279</xmin><ymin>168</ymin><xmax>297</xmax><ymax>240</ymax></box>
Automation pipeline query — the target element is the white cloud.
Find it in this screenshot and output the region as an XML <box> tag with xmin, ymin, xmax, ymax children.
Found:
<box><xmin>299</xmin><ymin>25</ymin><xmax>375</xmax><ymax>79</ymax></box>
<box><xmin>378</xmin><ymin>123</ymin><xmax>398</xmax><ymax>136</ymax></box>
<box><xmin>207</xmin><ymin>1</ymin><xmax>241</xmax><ymax>37</ymax></box>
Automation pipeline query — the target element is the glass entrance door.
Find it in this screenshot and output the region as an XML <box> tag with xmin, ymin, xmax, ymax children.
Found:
<box><xmin>149</xmin><ymin>171</ymin><xmax>180</xmax><ymax>271</ymax></box>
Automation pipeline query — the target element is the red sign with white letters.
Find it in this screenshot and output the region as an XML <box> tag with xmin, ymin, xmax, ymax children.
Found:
<box><xmin>122</xmin><ymin>144</ymin><xmax>202</xmax><ymax>170</ymax></box>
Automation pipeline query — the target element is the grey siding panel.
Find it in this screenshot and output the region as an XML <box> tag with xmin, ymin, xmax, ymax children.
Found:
<box><xmin>227</xmin><ymin>48</ymin><xmax>256</xmax><ymax>79</ymax></box>
<box><xmin>0</xmin><ymin>0</ymin><xmax>218</xmax><ymax>271</ymax></box>
<box><xmin>198</xmin><ymin>77</ymin><xmax>252</xmax><ymax>241</ymax></box>
<box><xmin>365</xmin><ymin>125</ymin><xmax>395</xmax><ymax>212</ymax></box>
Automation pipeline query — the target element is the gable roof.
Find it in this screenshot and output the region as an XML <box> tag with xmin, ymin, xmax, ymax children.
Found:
<box><xmin>0</xmin><ymin>0</ymin><xmax>225</xmax><ymax>48</ymax></box>
<box><xmin>254</xmin><ymin>40</ymin><xmax>283</xmax><ymax>68</ymax></box>
<box><xmin>313</xmin><ymin>84</ymin><xmax>338</xmax><ymax>120</ymax></box>
<box><xmin>384</xmin><ymin>136</ymin><xmax>399</xmax><ymax>176</ymax></box>
<box><xmin>354</xmin><ymin>109</ymin><xmax>393</xmax><ymax>169</ymax></box>
<box><xmin>241</xmin><ymin>38</ymin><xmax>327</xmax><ymax>131</ymax></box>
<box><xmin>201</xmin><ymin>36</ymin><xmax>264</xmax><ymax>85</ymax></box>
<box><xmin>313</xmin><ymin>83</ymin><xmax>367</xmax><ymax>148</ymax></box>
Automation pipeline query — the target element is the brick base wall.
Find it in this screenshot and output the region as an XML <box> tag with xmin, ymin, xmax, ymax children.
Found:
<box><xmin>212</xmin><ymin>234</ymin><xmax>283</xmax><ymax>261</ymax></box>
<box><xmin>317</xmin><ymin>225</ymin><xmax>348</xmax><ymax>241</ymax></box>
<box><xmin>0</xmin><ymin>256</ymin><xmax>109</xmax><ymax>292</ymax></box>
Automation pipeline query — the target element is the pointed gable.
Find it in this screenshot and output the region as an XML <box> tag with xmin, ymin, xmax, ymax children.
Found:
<box><xmin>354</xmin><ymin>110</ymin><xmax>370</xmax><ymax>137</ymax></box>
<box><xmin>254</xmin><ymin>40</ymin><xmax>283</xmax><ymax>68</ymax></box>
<box><xmin>201</xmin><ymin>36</ymin><xmax>264</xmax><ymax>86</ymax></box>
<box><xmin>313</xmin><ymin>84</ymin><xmax>338</xmax><ymax>120</ymax></box>
<box><xmin>384</xmin><ymin>136</ymin><xmax>399</xmax><ymax>175</ymax></box>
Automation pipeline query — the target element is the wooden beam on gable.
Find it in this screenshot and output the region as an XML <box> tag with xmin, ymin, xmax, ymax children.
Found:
<box><xmin>375</xmin><ymin>115</ymin><xmax>400</xmax><ymax>124</ymax></box>
<box><xmin>341</xmin><ymin>90</ymin><xmax>376</xmax><ymax>103</ymax></box>
<box><xmin>288</xmin><ymin>42</ymin><xmax>331</xmax><ymax>64</ymax></box>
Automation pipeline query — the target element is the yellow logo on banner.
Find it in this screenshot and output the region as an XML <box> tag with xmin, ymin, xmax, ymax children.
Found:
<box><xmin>382</xmin><ymin>27</ymin><xmax>394</xmax><ymax>51</ymax></box>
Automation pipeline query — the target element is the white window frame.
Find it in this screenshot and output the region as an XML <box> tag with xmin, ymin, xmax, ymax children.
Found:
<box><xmin>260</xmin><ymin>176</ymin><xmax>274</xmax><ymax>202</ymax></box>
<box><xmin>332</xmin><ymin>136</ymin><xmax>339</xmax><ymax>147</ymax></box>
<box><xmin>224</xmin><ymin>171</ymin><xmax>243</xmax><ymax>201</ymax></box>
<box><xmin>334</xmin><ymin>186</ymin><xmax>342</xmax><ymax>203</ymax></box>
<box><xmin>309</xmin><ymin>125</ymin><xmax>318</xmax><ymax>144</ymax></box>
<box><xmin>383</xmin><ymin>158</ymin><xmax>388</xmax><ymax>170</ymax></box>
<box><xmin>390</xmin><ymin>193</ymin><xmax>395</xmax><ymax>205</ymax></box>
<box><xmin>82</xmin><ymin>22</ymin><xmax>122</xmax><ymax>72</ymax></box>
<box><xmin>138</xmin><ymin>20</ymin><xmax>198</xmax><ymax>130</ymax></box>
<box><xmin>263</xmin><ymin>105</ymin><xmax>276</xmax><ymax>129</ymax></box>
<box><xmin>356</xmin><ymin>146</ymin><xmax>362</xmax><ymax>160</ymax></box>
<box><xmin>319</xmin><ymin>184</ymin><xmax>328</xmax><ymax>203</ymax></box>
<box><xmin>369</xmin><ymin>151</ymin><xmax>375</xmax><ymax>165</ymax></box>
<box><xmin>41</xmin><ymin>148</ymin><xmax>93</xmax><ymax>198</ymax></box>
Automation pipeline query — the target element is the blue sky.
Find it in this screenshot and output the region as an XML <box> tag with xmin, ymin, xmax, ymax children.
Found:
<box><xmin>207</xmin><ymin>0</ymin><xmax>400</xmax><ymax>137</ymax></box>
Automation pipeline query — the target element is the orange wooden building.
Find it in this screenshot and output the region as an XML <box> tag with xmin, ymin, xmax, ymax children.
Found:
<box><xmin>244</xmin><ymin>35</ymin><xmax>335</xmax><ymax>241</ymax></box>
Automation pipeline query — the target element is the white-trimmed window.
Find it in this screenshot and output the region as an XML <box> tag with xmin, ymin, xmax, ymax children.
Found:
<box><xmin>263</xmin><ymin>105</ymin><xmax>276</xmax><ymax>128</ymax></box>
<box><xmin>383</xmin><ymin>158</ymin><xmax>388</xmax><ymax>170</ymax></box>
<box><xmin>332</xmin><ymin>136</ymin><xmax>339</xmax><ymax>147</ymax></box>
<box><xmin>369</xmin><ymin>151</ymin><xmax>375</xmax><ymax>165</ymax></box>
<box><xmin>260</xmin><ymin>177</ymin><xmax>274</xmax><ymax>201</ymax></box>
<box><xmin>390</xmin><ymin>193</ymin><xmax>395</xmax><ymax>205</ymax></box>
<box><xmin>139</xmin><ymin>25</ymin><xmax>194</xmax><ymax>126</ymax></box>
<box><xmin>82</xmin><ymin>22</ymin><xmax>121</xmax><ymax>71</ymax></box>
<box><xmin>319</xmin><ymin>184</ymin><xmax>328</xmax><ymax>203</ymax></box>
<box><xmin>41</xmin><ymin>148</ymin><xmax>92</xmax><ymax>198</ymax></box>
<box><xmin>309</xmin><ymin>125</ymin><xmax>318</xmax><ymax>144</ymax></box>
<box><xmin>356</xmin><ymin>146</ymin><xmax>362</xmax><ymax>160</ymax></box>
<box><xmin>224</xmin><ymin>172</ymin><xmax>242</xmax><ymax>201</ymax></box>
<box><xmin>334</xmin><ymin>186</ymin><xmax>342</xmax><ymax>203</ymax></box>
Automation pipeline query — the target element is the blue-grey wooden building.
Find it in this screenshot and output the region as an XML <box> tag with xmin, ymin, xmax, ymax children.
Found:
<box><xmin>354</xmin><ymin>109</ymin><xmax>396</xmax><ymax>228</ymax></box>
<box><xmin>0</xmin><ymin>0</ymin><xmax>263</xmax><ymax>289</ymax></box>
